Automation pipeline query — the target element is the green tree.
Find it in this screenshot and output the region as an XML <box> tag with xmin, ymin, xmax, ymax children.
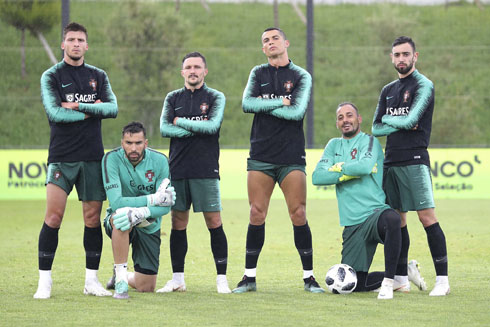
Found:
<box><xmin>107</xmin><ymin>1</ymin><xmax>189</xmax><ymax>138</ymax></box>
<box><xmin>0</xmin><ymin>0</ymin><xmax>60</xmax><ymax>78</ymax></box>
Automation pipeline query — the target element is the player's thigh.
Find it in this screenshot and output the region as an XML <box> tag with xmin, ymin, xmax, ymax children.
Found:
<box><xmin>45</xmin><ymin>183</ymin><xmax>69</xmax><ymax>227</ymax></box>
<box><xmin>279</xmin><ymin>169</ymin><xmax>307</xmax><ymax>225</ymax></box>
<box><xmin>171</xmin><ymin>209</ymin><xmax>190</xmax><ymax>230</ymax></box>
<box><xmin>188</xmin><ymin>179</ymin><xmax>222</xmax><ymax>212</ymax></box>
<box><xmin>75</xmin><ymin>161</ymin><xmax>106</xmax><ymax>202</ymax></box>
<box><xmin>131</xmin><ymin>229</ymin><xmax>160</xmax><ymax>285</ymax></box>
<box><xmin>247</xmin><ymin>170</ymin><xmax>275</xmax><ymax>223</ymax></box>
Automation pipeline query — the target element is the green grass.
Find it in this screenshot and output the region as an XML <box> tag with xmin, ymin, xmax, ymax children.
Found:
<box><xmin>1</xmin><ymin>199</ymin><xmax>489</xmax><ymax>326</ymax></box>
<box><xmin>1</xmin><ymin>2</ymin><xmax>489</xmax><ymax>148</ymax></box>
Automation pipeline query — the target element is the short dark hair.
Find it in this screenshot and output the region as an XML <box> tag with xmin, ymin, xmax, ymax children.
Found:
<box><xmin>337</xmin><ymin>102</ymin><xmax>359</xmax><ymax>115</ymax></box>
<box><xmin>392</xmin><ymin>36</ymin><xmax>416</xmax><ymax>52</ymax></box>
<box><xmin>122</xmin><ymin>121</ymin><xmax>146</xmax><ymax>137</ymax></box>
<box><xmin>262</xmin><ymin>27</ymin><xmax>287</xmax><ymax>41</ymax></box>
<box><xmin>182</xmin><ymin>52</ymin><xmax>207</xmax><ymax>68</ymax></box>
<box><xmin>63</xmin><ymin>22</ymin><xmax>88</xmax><ymax>41</ymax></box>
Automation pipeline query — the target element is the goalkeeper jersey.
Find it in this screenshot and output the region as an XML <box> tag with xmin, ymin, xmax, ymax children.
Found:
<box><xmin>372</xmin><ymin>69</ymin><xmax>434</xmax><ymax>167</ymax></box>
<box><xmin>160</xmin><ymin>83</ymin><xmax>225</xmax><ymax>180</ymax></box>
<box><xmin>312</xmin><ymin>132</ymin><xmax>389</xmax><ymax>227</ymax></box>
<box><xmin>41</xmin><ymin>60</ymin><xmax>118</xmax><ymax>164</ymax></box>
<box><xmin>102</xmin><ymin>147</ymin><xmax>170</xmax><ymax>234</ymax></box>
<box><xmin>242</xmin><ymin>60</ymin><xmax>311</xmax><ymax>165</ymax></box>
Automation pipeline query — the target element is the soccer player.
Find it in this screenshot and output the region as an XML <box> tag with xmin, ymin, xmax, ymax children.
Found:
<box><xmin>102</xmin><ymin>122</ymin><xmax>175</xmax><ymax>299</ymax></box>
<box><xmin>232</xmin><ymin>27</ymin><xmax>323</xmax><ymax>294</ymax></box>
<box><xmin>372</xmin><ymin>36</ymin><xmax>449</xmax><ymax>296</ymax></box>
<box><xmin>312</xmin><ymin>102</ymin><xmax>403</xmax><ymax>300</ymax></box>
<box><xmin>158</xmin><ymin>52</ymin><xmax>231</xmax><ymax>294</ymax></box>
<box><xmin>34</xmin><ymin>22</ymin><xmax>118</xmax><ymax>299</ymax></box>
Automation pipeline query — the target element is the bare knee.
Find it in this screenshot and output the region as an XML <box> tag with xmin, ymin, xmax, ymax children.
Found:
<box><xmin>250</xmin><ymin>204</ymin><xmax>267</xmax><ymax>225</ymax></box>
<box><xmin>44</xmin><ymin>212</ymin><xmax>63</xmax><ymax>228</ymax></box>
<box><xmin>171</xmin><ymin>211</ymin><xmax>189</xmax><ymax>230</ymax></box>
<box><xmin>418</xmin><ymin>208</ymin><xmax>438</xmax><ymax>228</ymax></box>
<box><xmin>289</xmin><ymin>205</ymin><xmax>307</xmax><ymax>226</ymax></box>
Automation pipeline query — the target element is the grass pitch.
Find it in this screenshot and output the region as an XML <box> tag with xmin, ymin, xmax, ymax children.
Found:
<box><xmin>0</xmin><ymin>199</ymin><xmax>489</xmax><ymax>326</ymax></box>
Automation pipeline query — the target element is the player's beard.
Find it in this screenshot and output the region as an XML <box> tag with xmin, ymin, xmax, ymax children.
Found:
<box><xmin>67</xmin><ymin>54</ymin><xmax>83</xmax><ymax>62</ymax></box>
<box><xmin>342</xmin><ymin>124</ymin><xmax>359</xmax><ymax>138</ymax></box>
<box><xmin>187</xmin><ymin>75</ymin><xmax>202</xmax><ymax>87</ymax></box>
<box><xmin>125</xmin><ymin>150</ymin><xmax>143</xmax><ymax>164</ymax></box>
<box><xmin>394</xmin><ymin>61</ymin><xmax>414</xmax><ymax>75</ymax></box>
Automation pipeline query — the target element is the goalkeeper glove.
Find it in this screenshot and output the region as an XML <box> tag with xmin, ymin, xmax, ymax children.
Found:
<box><xmin>328</xmin><ymin>162</ymin><xmax>344</xmax><ymax>172</ymax></box>
<box><xmin>112</xmin><ymin>207</ymin><xmax>151</xmax><ymax>231</ymax></box>
<box><xmin>147</xmin><ymin>178</ymin><xmax>176</xmax><ymax>207</ymax></box>
<box><xmin>338</xmin><ymin>174</ymin><xmax>360</xmax><ymax>182</ymax></box>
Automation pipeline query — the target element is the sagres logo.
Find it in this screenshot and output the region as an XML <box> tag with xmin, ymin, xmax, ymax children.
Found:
<box><xmin>145</xmin><ymin>170</ymin><xmax>155</xmax><ymax>182</ymax></box>
<box><xmin>89</xmin><ymin>79</ymin><xmax>97</xmax><ymax>91</ymax></box>
<box><xmin>284</xmin><ymin>80</ymin><xmax>293</xmax><ymax>93</ymax></box>
<box><xmin>200</xmin><ymin>103</ymin><xmax>209</xmax><ymax>115</ymax></box>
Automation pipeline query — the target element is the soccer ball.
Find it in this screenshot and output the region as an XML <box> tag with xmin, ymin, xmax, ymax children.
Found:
<box><xmin>325</xmin><ymin>263</ymin><xmax>357</xmax><ymax>294</ymax></box>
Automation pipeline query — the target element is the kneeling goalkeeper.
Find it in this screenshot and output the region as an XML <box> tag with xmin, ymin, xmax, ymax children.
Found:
<box><xmin>102</xmin><ymin>122</ymin><xmax>175</xmax><ymax>299</ymax></box>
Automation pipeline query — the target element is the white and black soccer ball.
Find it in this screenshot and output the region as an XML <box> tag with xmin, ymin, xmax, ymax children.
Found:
<box><xmin>325</xmin><ymin>263</ymin><xmax>357</xmax><ymax>294</ymax></box>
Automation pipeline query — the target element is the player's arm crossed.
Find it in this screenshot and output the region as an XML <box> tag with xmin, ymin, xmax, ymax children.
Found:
<box><xmin>342</xmin><ymin>136</ymin><xmax>378</xmax><ymax>177</ymax></box>
<box><xmin>242</xmin><ymin>66</ymin><xmax>283</xmax><ymax>114</ymax></box>
<box><xmin>372</xmin><ymin>86</ymin><xmax>399</xmax><ymax>137</ymax></box>
<box><xmin>160</xmin><ymin>91</ymin><xmax>195</xmax><ymax>138</ymax></box>
<box><xmin>78</xmin><ymin>74</ymin><xmax>118</xmax><ymax>119</ymax></box>
<box><xmin>175</xmin><ymin>90</ymin><xmax>225</xmax><ymax>135</ymax></box>
<box><xmin>269</xmin><ymin>69</ymin><xmax>312</xmax><ymax>121</ymax></box>
<box><xmin>146</xmin><ymin>155</ymin><xmax>172</xmax><ymax>218</ymax></box>
<box><xmin>382</xmin><ymin>79</ymin><xmax>434</xmax><ymax>130</ymax></box>
<box><xmin>41</xmin><ymin>70</ymin><xmax>86</xmax><ymax>123</ymax></box>
<box><xmin>312</xmin><ymin>139</ymin><xmax>343</xmax><ymax>185</ymax></box>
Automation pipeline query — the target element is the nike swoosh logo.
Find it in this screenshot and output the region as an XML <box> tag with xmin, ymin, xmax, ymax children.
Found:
<box><xmin>260</xmin><ymin>83</ymin><xmax>269</xmax><ymax>87</ymax></box>
<box><xmin>386</xmin><ymin>96</ymin><xmax>394</xmax><ymax>100</ymax></box>
<box><xmin>62</xmin><ymin>83</ymin><xmax>72</xmax><ymax>88</ymax></box>
<box><xmin>419</xmin><ymin>201</ymin><xmax>426</xmax><ymax>205</ymax></box>
<box><xmin>175</xmin><ymin>107</ymin><xmax>183</xmax><ymax>111</ymax></box>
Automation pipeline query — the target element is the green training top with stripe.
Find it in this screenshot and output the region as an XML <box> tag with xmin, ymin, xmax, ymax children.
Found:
<box><xmin>160</xmin><ymin>83</ymin><xmax>225</xmax><ymax>180</ymax></box>
<box><xmin>312</xmin><ymin>132</ymin><xmax>389</xmax><ymax>227</ymax></box>
<box><xmin>102</xmin><ymin>147</ymin><xmax>171</xmax><ymax>234</ymax></box>
<box><xmin>40</xmin><ymin>60</ymin><xmax>118</xmax><ymax>164</ymax></box>
<box><xmin>242</xmin><ymin>60</ymin><xmax>312</xmax><ymax>165</ymax></box>
<box><xmin>371</xmin><ymin>70</ymin><xmax>434</xmax><ymax>167</ymax></box>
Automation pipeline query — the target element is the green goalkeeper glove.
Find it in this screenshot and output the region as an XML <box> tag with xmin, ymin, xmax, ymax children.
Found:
<box><xmin>338</xmin><ymin>174</ymin><xmax>360</xmax><ymax>182</ymax></box>
<box><xmin>112</xmin><ymin>207</ymin><xmax>151</xmax><ymax>231</ymax></box>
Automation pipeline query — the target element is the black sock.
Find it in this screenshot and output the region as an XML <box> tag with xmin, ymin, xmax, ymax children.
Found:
<box><xmin>245</xmin><ymin>223</ymin><xmax>265</xmax><ymax>269</ymax></box>
<box><xmin>354</xmin><ymin>271</ymin><xmax>385</xmax><ymax>292</ymax></box>
<box><xmin>38</xmin><ymin>222</ymin><xmax>59</xmax><ymax>270</ymax></box>
<box><xmin>396</xmin><ymin>226</ymin><xmax>410</xmax><ymax>276</ymax></box>
<box><xmin>293</xmin><ymin>222</ymin><xmax>313</xmax><ymax>271</ymax></box>
<box><xmin>84</xmin><ymin>225</ymin><xmax>103</xmax><ymax>270</ymax></box>
<box><xmin>377</xmin><ymin>209</ymin><xmax>401</xmax><ymax>279</ymax></box>
<box><xmin>170</xmin><ymin>229</ymin><xmax>187</xmax><ymax>273</ymax></box>
<box><xmin>209</xmin><ymin>225</ymin><xmax>228</xmax><ymax>275</ymax></box>
<box><xmin>425</xmin><ymin>222</ymin><xmax>448</xmax><ymax>276</ymax></box>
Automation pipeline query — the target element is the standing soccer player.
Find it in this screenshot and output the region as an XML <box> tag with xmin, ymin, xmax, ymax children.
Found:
<box><xmin>232</xmin><ymin>27</ymin><xmax>323</xmax><ymax>293</ymax></box>
<box><xmin>372</xmin><ymin>36</ymin><xmax>449</xmax><ymax>296</ymax></box>
<box><xmin>103</xmin><ymin>122</ymin><xmax>175</xmax><ymax>299</ymax></box>
<box><xmin>34</xmin><ymin>22</ymin><xmax>118</xmax><ymax>299</ymax></box>
<box><xmin>313</xmin><ymin>102</ymin><xmax>403</xmax><ymax>300</ymax></box>
<box><xmin>159</xmin><ymin>52</ymin><xmax>231</xmax><ymax>293</ymax></box>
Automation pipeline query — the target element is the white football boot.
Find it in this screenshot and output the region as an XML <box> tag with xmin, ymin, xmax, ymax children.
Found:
<box><xmin>216</xmin><ymin>275</ymin><xmax>231</xmax><ymax>294</ymax></box>
<box><xmin>156</xmin><ymin>279</ymin><xmax>187</xmax><ymax>293</ymax></box>
<box><xmin>377</xmin><ymin>278</ymin><xmax>394</xmax><ymax>300</ymax></box>
<box><xmin>84</xmin><ymin>278</ymin><xmax>112</xmax><ymax>296</ymax></box>
<box><xmin>33</xmin><ymin>275</ymin><xmax>52</xmax><ymax>299</ymax></box>
<box><xmin>429</xmin><ymin>276</ymin><xmax>450</xmax><ymax>296</ymax></box>
<box><xmin>408</xmin><ymin>260</ymin><xmax>427</xmax><ymax>291</ymax></box>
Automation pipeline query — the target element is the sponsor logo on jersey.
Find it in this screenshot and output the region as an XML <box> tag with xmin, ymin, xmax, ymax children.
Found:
<box><xmin>261</xmin><ymin>93</ymin><xmax>292</xmax><ymax>100</ymax></box>
<box><xmin>145</xmin><ymin>170</ymin><xmax>155</xmax><ymax>182</ymax></box>
<box><xmin>403</xmin><ymin>90</ymin><xmax>410</xmax><ymax>103</ymax></box>
<box><xmin>89</xmin><ymin>79</ymin><xmax>97</xmax><ymax>91</ymax></box>
<box><xmin>200</xmin><ymin>103</ymin><xmax>209</xmax><ymax>115</ymax></box>
<box><xmin>65</xmin><ymin>93</ymin><xmax>97</xmax><ymax>103</ymax></box>
<box><xmin>284</xmin><ymin>80</ymin><xmax>293</xmax><ymax>93</ymax></box>
<box><xmin>386</xmin><ymin>107</ymin><xmax>410</xmax><ymax>116</ymax></box>
<box><xmin>350</xmin><ymin>148</ymin><xmax>358</xmax><ymax>160</ymax></box>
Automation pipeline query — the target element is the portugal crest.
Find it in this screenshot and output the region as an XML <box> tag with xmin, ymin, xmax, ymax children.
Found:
<box><xmin>145</xmin><ymin>170</ymin><xmax>155</xmax><ymax>182</ymax></box>
<box><xmin>200</xmin><ymin>103</ymin><xmax>209</xmax><ymax>115</ymax></box>
<box><xmin>350</xmin><ymin>148</ymin><xmax>358</xmax><ymax>160</ymax></box>
<box><xmin>403</xmin><ymin>90</ymin><xmax>410</xmax><ymax>103</ymax></box>
<box><xmin>89</xmin><ymin>79</ymin><xmax>97</xmax><ymax>91</ymax></box>
<box><xmin>284</xmin><ymin>80</ymin><xmax>293</xmax><ymax>93</ymax></box>
<box><xmin>53</xmin><ymin>170</ymin><xmax>62</xmax><ymax>181</ymax></box>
